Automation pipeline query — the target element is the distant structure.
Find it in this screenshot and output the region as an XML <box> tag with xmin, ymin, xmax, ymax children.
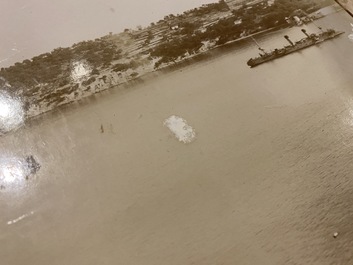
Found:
<box><xmin>225</xmin><ymin>0</ymin><xmax>273</xmax><ymax>10</ymax></box>
<box><xmin>224</xmin><ymin>0</ymin><xmax>247</xmax><ymax>10</ymax></box>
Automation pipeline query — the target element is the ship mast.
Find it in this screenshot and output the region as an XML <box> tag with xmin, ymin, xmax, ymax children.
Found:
<box><xmin>284</xmin><ymin>35</ymin><xmax>295</xmax><ymax>46</ymax></box>
<box><xmin>251</xmin><ymin>36</ymin><xmax>266</xmax><ymax>53</ymax></box>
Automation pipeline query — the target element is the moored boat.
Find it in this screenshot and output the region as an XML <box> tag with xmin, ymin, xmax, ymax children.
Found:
<box><xmin>247</xmin><ymin>28</ymin><xmax>344</xmax><ymax>68</ymax></box>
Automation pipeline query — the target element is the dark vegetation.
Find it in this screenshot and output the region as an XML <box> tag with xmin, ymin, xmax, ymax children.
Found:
<box><xmin>151</xmin><ymin>35</ymin><xmax>204</xmax><ymax>68</ymax></box>
<box><xmin>0</xmin><ymin>0</ymin><xmax>334</xmax><ymax>89</ymax></box>
<box><xmin>150</xmin><ymin>0</ymin><xmax>333</xmax><ymax>67</ymax></box>
<box><xmin>0</xmin><ymin>39</ymin><xmax>122</xmax><ymax>89</ymax></box>
<box><xmin>188</xmin><ymin>0</ymin><xmax>230</xmax><ymax>16</ymax></box>
<box><xmin>112</xmin><ymin>60</ymin><xmax>139</xmax><ymax>72</ymax></box>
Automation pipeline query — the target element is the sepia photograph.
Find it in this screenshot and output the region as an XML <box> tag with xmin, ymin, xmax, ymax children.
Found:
<box><xmin>2</xmin><ymin>0</ymin><xmax>353</xmax><ymax>264</ymax></box>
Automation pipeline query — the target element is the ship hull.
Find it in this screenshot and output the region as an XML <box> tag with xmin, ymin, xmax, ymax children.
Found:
<box><xmin>247</xmin><ymin>30</ymin><xmax>344</xmax><ymax>68</ymax></box>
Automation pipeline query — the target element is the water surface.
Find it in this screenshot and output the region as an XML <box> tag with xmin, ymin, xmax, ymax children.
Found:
<box><xmin>2</xmin><ymin>10</ymin><xmax>353</xmax><ymax>265</ymax></box>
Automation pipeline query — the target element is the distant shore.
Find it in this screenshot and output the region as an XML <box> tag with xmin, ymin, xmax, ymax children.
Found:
<box><xmin>25</xmin><ymin>13</ymin><xmax>339</xmax><ymax>124</ymax></box>
<box><xmin>11</xmin><ymin>5</ymin><xmax>343</xmax><ymax>128</ymax></box>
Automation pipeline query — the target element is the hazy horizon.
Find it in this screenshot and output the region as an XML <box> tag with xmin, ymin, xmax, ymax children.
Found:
<box><xmin>0</xmin><ymin>0</ymin><xmax>217</xmax><ymax>67</ymax></box>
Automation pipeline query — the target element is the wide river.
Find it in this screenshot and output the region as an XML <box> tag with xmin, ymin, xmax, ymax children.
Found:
<box><xmin>2</xmin><ymin>10</ymin><xmax>353</xmax><ymax>265</ymax></box>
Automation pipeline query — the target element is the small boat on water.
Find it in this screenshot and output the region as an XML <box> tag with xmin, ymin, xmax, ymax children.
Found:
<box><xmin>247</xmin><ymin>28</ymin><xmax>344</xmax><ymax>68</ymax></box>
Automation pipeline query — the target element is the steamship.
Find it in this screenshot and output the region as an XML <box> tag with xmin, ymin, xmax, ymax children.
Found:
<box><xmin>247</xmin><ymin>28</ymin><xmax>344</xmax><ymax>68</ymax></box>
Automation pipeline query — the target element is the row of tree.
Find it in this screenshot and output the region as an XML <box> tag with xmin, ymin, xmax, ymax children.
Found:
<box><xmin>0</xmin><ymin>39</ymin><xmax>122</xmax><ymax>89</ymax></box>
<box><xmin>0</xmin><ymin>0</ymin><xmax>334</xmax><ymax>90</ymax></box>
<box><xmin>150</xmin><ymin>0</ymin><xmax>334</xmax><ymax>67</ymax></box>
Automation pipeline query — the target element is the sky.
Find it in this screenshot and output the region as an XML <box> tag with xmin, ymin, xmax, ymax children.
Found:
<box><xmin>0</xmin><ymin>0</ymin><xmax>216</xmax><ymax>67</ymax></box>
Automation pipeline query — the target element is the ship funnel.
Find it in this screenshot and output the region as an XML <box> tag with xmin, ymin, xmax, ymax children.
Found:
<box><xmin>284</xmin><ymin>35</ymin><xmax>294</xmax><ymax>46</ymax></box>
<box><xmin>301</xmin><ymin>29</ymin><xmax>309</xmax><ymax>37</ymax></box>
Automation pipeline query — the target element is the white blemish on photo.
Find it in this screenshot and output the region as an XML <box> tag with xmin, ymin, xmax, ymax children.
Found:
<box><xmin>0</xmin><ymin>92</ymin><xmax>25</xmax><ymax>134</ymax></box>
<box><xmin>0</xmin><ymin>155</ymin><xmax>40</xmax><ymax>185</ymax></box>
<box><xmin>7</xmin><ymin>211</ymin><xmax>34</xmax><ymax>225</ymax></box>
<box><xmin>71</xmin><ymin>60</ymin><xmax>92</xmax><ymax>83</ymax></box>
<box><xmin>164</xmin><ymin>115</ymin><xmax>196</xmax><ymax>143</ymax></box>
<box><xmin>1</xmin><ymin>158</ymin><xmax>27</xmax><ymax>184</ymax></box>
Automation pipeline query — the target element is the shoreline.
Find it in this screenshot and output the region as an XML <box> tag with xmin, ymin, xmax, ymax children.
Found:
<box><xmin>23</xmin><ymin>10</ymin><xmax>343</xmax><ymax>127</ymax></box>
<box><xmin>24</xmin><ymin>35</ymin><xmax>260</xmax><ymax>125</ymax></box>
